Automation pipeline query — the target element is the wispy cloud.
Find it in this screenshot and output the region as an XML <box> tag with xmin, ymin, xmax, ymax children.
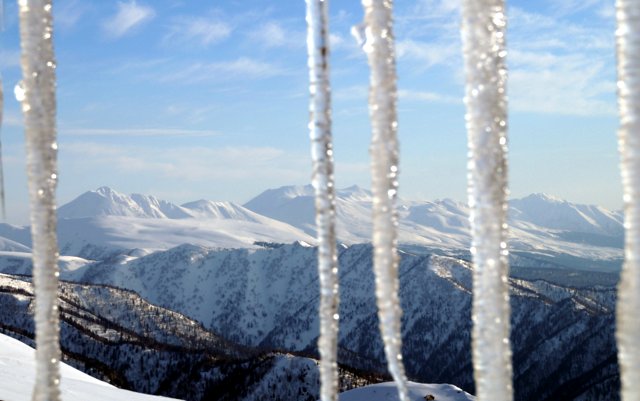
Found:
<box><xmin>62</xmin><ymin>143</ymin><xmax>310</xmax><ymax>184</ymax></box>
<box><xmin>505</xmin><ymin>6</ymin><xmax>616</xmax><ymax>116</ymax></box>
<box><xmin>62</xmin><ymin>128</ymin><xmax>220</xmax><ymax>137</ymax></box>
<box><xmin>55</xmin><ymin>0</ymin><xmax>88</xmax><ymax>30</ymax></box>
<box><xmin>398</xmin><ymin>89</ymin><xmax>461</xmax><ymax>104</ymax></box>
<box><xmin>0</xmin><ymin>49</ymin><xmax>21</xmax><ymax>69</ymax></box>
<box><xmin>164</xmin><ymin>16</ymin><xmax>232</xmax><ymax>46</ymax></box>
<box><xmin>247</xmin><ymin>21</ymin><xmax>304</xmax><ymax>49</ymax></box>
<box><xmin>103</xmin><ymin>1</ymin><xmax>155</xmax><ymax>38</ymax></box>
<box><xmin>2</xmin><ymin>112</ymin><xmax>23</xmax><ymax>127</ymax></box>
<box><xmin>155</xmin><ymin>57</ymin><xmax>287</xmax><ymax>84</ymax></box>
<box><xmin>509</xmin><ymin>51</ymin><xmax>615</xmax><ymax>116</ymax></box>
<box><xmin>548</xmin><ymin>0</ymin><xmax>609</xmax><ymax>17</ymax></box>
<box><xmin>396</xmin><ymin>39</ymin><xmax>460</xmax><ymax>69</ymax></box>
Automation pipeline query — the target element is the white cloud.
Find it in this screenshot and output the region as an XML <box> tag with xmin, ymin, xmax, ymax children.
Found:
<box><xmin>55</xmin><ymin>0</ymin><xmax>87</xmax><ymax>30</ymax></box>
<box><xmin>548</xmin><ymin>0</ymin><xmax>609</xmax><ymax>17</ymax></box>
<box><xmin>247</xmin><ymin>21</ymin><xmax>304</xmax><ymax>48</ymax></box>
<box><xmin>156</xmin><ymin>57</ymin><xmax>287</xmax><ymax>83</ymax></box>
<box><xmin>103</xmin><ymin>1</ymin><xmax>155</xmax><ymax>38</ymax></box>
<box><xmin>509</xmin><ymin>50</ymin><xmax>615</xmax><ymax>116</ymax></box>
<box><xmin>62</xmin><ymin>143</ymin><xmax>310</xmax><ymax>184</ymax></box>
<box><xmin>398</xmin><ymin>89</ymin><xmax>461</xmax><ymax>105</ymax></box>
<box><xmin>3</xmin><ymin>112</ymin><xmax>23</xmax><ymax>127</ymax></box>
<box><xmin>396</xmin><ymin>39</ymin><xmax>460</xmax><ymax>69</ymax></box>
<box><xmin>0</xmin><ymin>49</ymin><xmax>20</xmax><ymax>69</ymax></box>
<box><xmin>62</xmin><ymin>128</ymin><xmax>220</xmax><ymax>137</ymax></box>
<box><xmin>164</xmin><ymin>16</ymin><xmax>231</xmax><ymax>46</ymax></box>
<box><xmin>504</xmin><ymin>7</ymin><xmax>616</xmax><ymax>116</ymax></box>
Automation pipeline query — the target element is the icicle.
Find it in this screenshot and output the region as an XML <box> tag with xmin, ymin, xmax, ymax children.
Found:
<box><xmin>0</xmin><ymin>75</ymin><xmax>6</xmax><ymax>219</ymax></box>
<box><xmin>460</xmin><ymin>1</ymin><xmax>513</xmax><ymax>401</ymax></box>
<box><xmin>16</xmin><ymin>1</ymin><xmax>61</xmax><ymax>400</ymax></box>
<box><xmin>615</xmin><ymin>2</ymin><xmax>640</xmax><ymax>400</ymax></box>
<box><xmin>305</xmin><ymin>1</ymin><xmax>340</xmax><ymax>401</ymax></box>
<box><xmin>358</xmin><ymin>1</ymin><xmax>408</xmax><ymax>401</ymax></box>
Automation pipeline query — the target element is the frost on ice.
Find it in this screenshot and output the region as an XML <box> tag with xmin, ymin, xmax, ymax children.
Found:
<box><xmin>460</xmin><ymin>1</ymin><xmax>513</xmax><ymax>400</ymax></box>
<box><xmin>305</xmin><ymin>1</ymin><xmax>340</xmax><ymax>401</ymax></box>
<box><xmin>16</xmin><ymin>0</ymin><xmax>62</xmax><ymax>400</ymax></box>
<box><xmin>358</xmin><ymin>1</ymin><xmax>409</xmax><ymax>401</ymax></box>
<box><xmin>615</xmin><ymin>1</ymin><xmax>640</xmax><ymax>400</ymax></box>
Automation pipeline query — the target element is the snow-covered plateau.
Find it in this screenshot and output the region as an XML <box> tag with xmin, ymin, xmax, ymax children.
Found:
<box><xmin>0</xmin><ymin>332</ymin><xmax>180</xmax><ymax>401</ymax></box>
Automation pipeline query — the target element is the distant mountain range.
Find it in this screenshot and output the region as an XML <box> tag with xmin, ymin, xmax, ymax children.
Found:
<box><xmin>0</xmin><ymin>185</ymin><xmax>624</xmax><ymax>268</ymax></box>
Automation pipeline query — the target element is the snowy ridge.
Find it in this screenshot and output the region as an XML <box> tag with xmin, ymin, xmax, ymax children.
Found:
<box><xmin>57</xmin><ymin>187</ymin><xmax>190</xmax><ymax>219</ymax></box>
<box><xmin>0</xmin><ymin>186</ymin><xmax>625</xmax><ymax>264</ymax></box>
<box><xmin>0</xmin><ymin>333</ymin><xmax>180</xmax><ymax>401</ymax></box>
<box><xmin>244</xmin><ymin>185</ymin><xmax>624</xmax><ymax>261</ymax></box>
<box><xmin>180</xmin><ymin>199</ymin><xmax>261</xmax><ymax>222</ymax></box>
<box><xmin>510</xmin><ymin>193</ymin><xmax>623</xmax><ymax>236</ymax></box>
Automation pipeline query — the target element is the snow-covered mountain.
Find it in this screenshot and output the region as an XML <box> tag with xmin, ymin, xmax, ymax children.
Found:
<box><xmin>60</xmin><ymin>242</ymin><xmax>617</xmax><ymax>401</ymax></box>
<box><xmin>243</xmin><ymin>185</ymin><xmax>624</xmax><ymax>264</ymax></box>
<box><xmin>58</xmin><ymin>186</ymin><xmax>192</xmax><ymax>219</ymax></box>
<box><xmin>0</xmin><ymin>241</ymin><xmax>618</xmax><ymax>400</ymax></box>
<box><xmin>0</xmin><ymin>332</ymin><xmax>180</xmax><ymax>401</ymax></box>
<box><xmin>0</xmin><ymin>185</ymin><xmax>624</xmax><ymax>268</ymax></box>
<box><xmin>0</xmin><ymin>272</ymin><xmax>376</xmax><ymax>400</ymax></box>
<box><xmin>0</xmin><ymin>187</ymin><xmax>316</xmax><ymax>258</ymax></box>
<box><xmin>510</xmin><ymin>193</ymin><xmax>624</xmax><ymax>236</ymax></box>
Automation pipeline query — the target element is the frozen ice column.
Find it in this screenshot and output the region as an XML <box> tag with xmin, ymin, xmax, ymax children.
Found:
<box><xmin>359</xmin><ymin>1</ymin><xmax>409</xmax><ymax>401</ymax></box>
<box><xmin>305</xmin><ymin>1</ymin><xmax>340</xmax><ymax>401</ymax></box>
<box><xmin>616</xmin><ymin>1</ymin><xmax>640</xmax><ymax>400</ymax></box>
<box><xmin>16</xmin><ymin>0</ymin><xmax>61</xmax><ymax>400</ymax></box>
<box><xmin>460</xmin><ymin>1</ymin><xmax>513</xmax><ymax>401</ymax></box>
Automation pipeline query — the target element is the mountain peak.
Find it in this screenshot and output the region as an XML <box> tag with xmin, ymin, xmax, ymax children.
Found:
<box><xmin>522</xmin><ymin>193</ymin><xmax>563</xmax><ymax>203</ymax></box>
<box><xmin>59</xmin><ymin>187</ymin><xmax>190</xmax><ymax>220</ymax></box>
<box><xmin>94</xmin><ymin>186</ymin><xmax>122</xmax><ymax>197</ymax></box>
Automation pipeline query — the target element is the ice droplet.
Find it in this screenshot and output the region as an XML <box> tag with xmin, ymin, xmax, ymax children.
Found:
<box><xmin>615</xmin><ymin>2</ymin><xmax>640</xmax><ymax>401</ymax></box>
<box><xmin>350</xmin><ymin>23</ymin><xmax>367</xmax><ymax>48</ymax></box>
<box><xmin>305</xmin><ymin>1</ymin><xmax>340</xmax><ymax>401</ymax></box>
<box><xmin>460</xmin><ymin>0</ymin><xmax>513</xmax><ymax>400</ymax></box>
<box><xmin>14</xmin><ymin>81</ymin><xmax>26</xmax><ymax>102</ymax></box>
<box><xmin>359</xmin><ymin>0</ymin><xmax>409</xmax><ymax>400</ymax></box>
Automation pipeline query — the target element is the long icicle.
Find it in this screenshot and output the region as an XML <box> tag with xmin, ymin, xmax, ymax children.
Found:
<box><xmin>460</xmin><ymin>1</ymin><xmax>513</xmax><ymax>401</ymax></box>
<box><xmin>16</xmin><ymin>1</ymin><xmax>61</xmax><ymax>400</ymax></box>
<box><xmin>360</xmin><ymin>1</ymin><xmax>408</xmax><ymax>401</ymax></box>
<box><xmin>615</xmin><ymin>1</ymin><xmax>640</xmax><ymax>400</ymax></box>
<box><xmin>0</xmin><ymin>75</ymin><xmax>6</xmax><ymax>219</ymax></box>
<box><xmin>305</xmin><ymin>1</ymin><xmax>340</xmax><ymax>400</ymax></box>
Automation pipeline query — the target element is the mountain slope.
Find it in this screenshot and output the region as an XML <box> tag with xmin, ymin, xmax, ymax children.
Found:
<box><xmin>72</xmin><ymin>242</ymin><xmax>618</xmax><ymax>401</ymax></box>
<box><xmin>0</xmin><ymin>332</ymin><xmax>181</xmax><ymax>401</ymax></box>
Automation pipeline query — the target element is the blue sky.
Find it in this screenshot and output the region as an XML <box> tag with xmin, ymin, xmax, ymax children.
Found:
<box><xmin>0</xmin><ymin>0</ymin><xmax>620</xmax><ymax>224</ymax></box>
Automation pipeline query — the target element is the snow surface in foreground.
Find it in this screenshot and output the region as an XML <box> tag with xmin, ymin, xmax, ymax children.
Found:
<box><xmin>339</xmin><ymin>381</ymin><xmax>475</xmax><ymax>401</ymax></box>
<box><xmin>0</xmin><ymin>333</ymin><xmax>180</xmax><ymax>401</ymax></box>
